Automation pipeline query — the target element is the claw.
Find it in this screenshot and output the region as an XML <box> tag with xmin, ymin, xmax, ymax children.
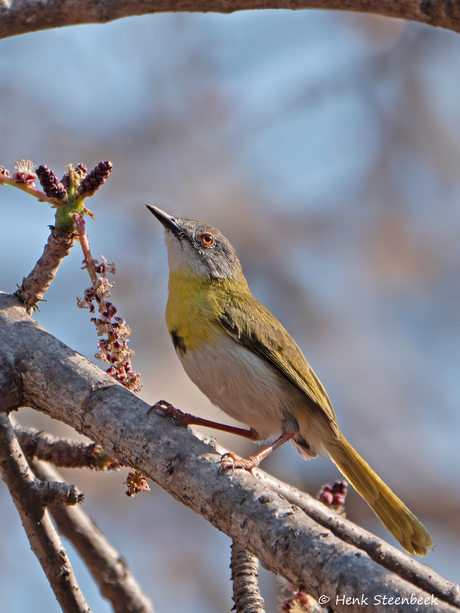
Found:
<box><xmin>219</xmin><ymin>452</ymin><xmax>237</xmax><ymax>475</ymax></box>
<box><xmin>147</xmin><ymin>399</ymin><xmax>172</xmax><ymax>417</ymax></box>
<box><xmin>219</xmin><ymin>451</ymin><xmax>259</xmax><ymax>474</ymax></box>
<box><xmin>147</xmin><ymin>400</ymin><xmax>191</xmax><ymax>427</ymax></box>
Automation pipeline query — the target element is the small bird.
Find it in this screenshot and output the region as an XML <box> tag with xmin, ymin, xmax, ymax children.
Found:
<box><xmin>147</xmin><ymin>204</ymin><xmax>434</xmax><ymax>557</ymax></box>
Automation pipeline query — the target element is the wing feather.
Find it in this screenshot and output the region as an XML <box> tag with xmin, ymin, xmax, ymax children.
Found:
<box><xmin>218</xmin><ymin>295</ymin><xmax>337</xmax><ymax>425</ymax></box>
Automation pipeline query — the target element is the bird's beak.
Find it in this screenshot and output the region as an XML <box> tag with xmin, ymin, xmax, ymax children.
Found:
<box><xmin>146</xmin><ymin>204</ymin><xmax>182</xmax><ymax>235</ymax></box>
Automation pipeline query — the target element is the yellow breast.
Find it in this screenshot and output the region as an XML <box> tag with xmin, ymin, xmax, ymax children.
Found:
<box><xmin>165</xmin><ymin>269</ymin><xmax>223</xmax><ymax>353</ymax></box>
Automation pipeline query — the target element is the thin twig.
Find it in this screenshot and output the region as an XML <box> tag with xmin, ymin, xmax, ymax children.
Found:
<box><xmin>31</xmin><ymin>460</ymin><xmax>156</xmax><ymax>613</ymax></box>
<box><xmin>0</xmin><ymin>170</ymin><xmax>65</xmax><ymax>206</ymax></box>
<box><xmin>0</xmin><ymin>412</ymin><xmax>90</xmax><ymax>613</ymax></box>
<box><xmin>16</xmin><ymin>225</ymin><xmax>75</xmax><ymax>311</ymax></box>
<box><xmin>231</xmin><ymin>541</ymin><xmax>265</xmax><ymax>613</ymax></box>
<box><xmin>73</xmin><ymin>214</ymin><xmax>99</xmax><ymax>286</ymax></box>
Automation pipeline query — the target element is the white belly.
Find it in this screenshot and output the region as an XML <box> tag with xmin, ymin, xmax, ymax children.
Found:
<box><xmin>177</xmin><ymin>332</ymin><xmax>300</xmax><ymax>440</ymax></box>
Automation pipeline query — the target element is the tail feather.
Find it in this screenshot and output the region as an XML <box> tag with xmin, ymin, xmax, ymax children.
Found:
<box><xmin>325</xmin><ymin>433</ymin><xmax>434</xmax><ymax>557</ymax></box>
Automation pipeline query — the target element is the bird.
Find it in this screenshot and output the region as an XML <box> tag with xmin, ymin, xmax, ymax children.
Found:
<box><xmin>147</xmin><ymin>204</ymin><xmax>434</xmax><ymax>557</ymax></box>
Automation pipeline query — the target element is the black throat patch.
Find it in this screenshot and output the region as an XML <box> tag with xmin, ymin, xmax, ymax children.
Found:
<box><xmin>170</xmin><ymin>329</ymin><xmax>187</xmax><ymax>355</ymax></box>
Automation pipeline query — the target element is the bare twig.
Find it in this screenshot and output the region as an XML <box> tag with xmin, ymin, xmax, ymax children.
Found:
<box><xmin>0</xmin><ymin>292</ymin><xmax>459</xmax><ymax>613</ymax></box>
<box><xmin>15</xmin><ymin>426</ymin><xmax>121</xmax><ymax>470</ymax></box>
<box><xmin>0</xmin><ymin>167</ymin><xmax>65</xmax><ymax>207</ymax></box>
<box><xmin>32</xmin><ymin>477</ymin><xmax>84</xmax><ymax>506</ymax></box>
<box><xmin>0</xmin><ymin>0</ymin><xmax>460</xmax><ymax>41</ymax></box>
<box><xmin>31</xmin><ymin>460</ymin><xmax>156</xmax><ymax>613</ymax></box>
<box><xmin>231</xmin><ymin>542</ymin><xmax>265</xmax><ymax>613</ymax></box>
<box><xmin>15</xmin><ymin>225</ymin><xmax>75</xmax><ymax>311</ymax></box>
<box><xmin>0</xmin><ymin>412</ymin><xmax>90</xmax><ymax>613</ymax></box>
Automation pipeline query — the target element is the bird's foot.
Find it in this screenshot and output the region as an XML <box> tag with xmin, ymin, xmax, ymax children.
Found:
<box><xmin>219</xmin><ymin>451</ymin><xmax>261</xmax><ymax>474</ymax></box>
<box><xmin>148</xmin><ymin>400</ymin><xmax>194</xmax><ymax>428</ymax></box>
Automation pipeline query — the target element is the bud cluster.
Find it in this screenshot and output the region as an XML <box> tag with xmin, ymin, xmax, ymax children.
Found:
<box><xmin>61</xmin><ymin>163</ymin><xmax>88</xmax><ymax>193</ymax></box>
<box><xmin>36</xmin><ymin>164</ymin><xmax>68</xmax><ymax>202</ymax></box>
<box><xmin>19</xmin><ymin>160</ymin><xmax>111</xmax><ymax>206</ymax></box>
<box><xmin>318</xmin><ymin>480</ymin><xmax>348</xmax><ymax>509</ymax></box>
<box><xmin>77</xmin><ymin>160</ymin><xmax>113</xmax><ymax>197</ymax></box>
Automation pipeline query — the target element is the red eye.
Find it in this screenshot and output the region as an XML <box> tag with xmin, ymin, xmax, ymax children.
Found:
<box><xmin>200</xmin><ymin>233</ymin><xmax>215</xmax><ymax>247</ymax></box>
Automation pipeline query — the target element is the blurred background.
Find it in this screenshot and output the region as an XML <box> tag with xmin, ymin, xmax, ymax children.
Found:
<box><xmin>1</xmin><ymin>10</ymin><xmax>460</xmax><ymax>611</ymax></box>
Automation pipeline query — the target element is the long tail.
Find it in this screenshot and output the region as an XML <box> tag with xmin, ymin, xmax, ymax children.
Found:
<box><xmin>323</xmin><ymin>433</ymin><xmax>434</xmax><ymax>556</ymax></box>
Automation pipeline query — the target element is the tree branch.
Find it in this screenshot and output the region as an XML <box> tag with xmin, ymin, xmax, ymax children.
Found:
<box><xmin>31</xmin><ymin>477</ymin><xmax>84</xmax><ymax>506</ymax></box>
<box><xmin>0</xmin><ymin>292</ymin><xmax>459</xmax><ymax>613</ymax></box>
<box><xmin>15</xmin><ymin>426</ymin><xmax>121</xmax><ymax>470</ymax></box>
<box><xmin>16</xmin><ymin>225</ymin><xmax>75</xmax><ymax>312</ymax></box>
<box><xmin>0</xmin><ymin>411</ymin><xmax>90</xmax><ymax>613</ymax></box>
<box><xmin>31</xmin><ymin>460</ymin><xmax>156</xmax><ymax>613</ymax></box>
<box><xmin>1</xmin><ymin>0</ymin><xmax>460</xmax><ymax>41</ymax></box>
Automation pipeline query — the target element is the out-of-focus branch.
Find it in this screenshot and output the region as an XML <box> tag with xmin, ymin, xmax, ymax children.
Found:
<box><xmin>15</xmin><ymin>426</ymin><xmax>121</xmax><ymax>470</ymax></box>
<box><xmin>31</xmin><ymin>477</ymin><xmax>84</xmax><ymax>505</ymax></box>
<box><xmin>230</xmin><ymin>542</ymin><xmax>265</xmax><ymax>613</ymax></box>
<box><xmin>0</xmin><ymin>412</ymin><xmax>90</xmax><ymax>613</ymax></box>
<box><xmin>15</xmin><ymin>225</ymin><xmax>75</xmax><ymax>311</ymax></box>
<box><xmin>31</xmin><ymin>460</ymin><xmax>156</xmax><ymax>613</ymax></box>
<box><xmin>1</xmin><ymin>0</ymin><xmax>460</xmax><ymax>41</ymax></box>
<box><xmin>0</xmin><ymin>292</ymin><xmax>459</xmax><ymax>613</ymax></box>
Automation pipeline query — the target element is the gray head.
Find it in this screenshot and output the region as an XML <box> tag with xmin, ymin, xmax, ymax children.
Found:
<box><xmin>147</xmin><ymin>205</ymin><xmax>244</xmax><ymax>280</ymax></box>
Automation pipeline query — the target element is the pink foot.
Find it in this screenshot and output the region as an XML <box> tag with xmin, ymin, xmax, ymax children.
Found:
<box><xmin>148</xmin><ymin>400</ymin><xmax>194</xmax><ymax>428</ymax></box>
<box><xmin>219</xmin><ymin>451</ymin><xmax>261</xmax><ymax>474</ymax></box>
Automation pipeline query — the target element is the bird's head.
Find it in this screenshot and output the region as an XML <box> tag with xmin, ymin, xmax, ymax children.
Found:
<box><xmin>147</xmin><ymin>204</ymin><xmax>244</xmax><ymax>281</ymax></box>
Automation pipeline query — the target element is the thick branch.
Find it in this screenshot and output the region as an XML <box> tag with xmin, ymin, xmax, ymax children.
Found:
<box><xmin>1</xmin><ymin>0</ymin><xmax>460</xmax><ymax>41</ymax></box>
<box><xmin>0</xmin><ymin>292</ymin><xmax>459</xmax><ymax>613</ymax></box>
<box><xmin>31</xmin><ymin>460</ymin><xmax>156</xmax><ymax>613</ymax></box>
<box><xmin>0</xmin><ymin>411</ymin><xmax>90</xmax><ymax>613</ymax></box>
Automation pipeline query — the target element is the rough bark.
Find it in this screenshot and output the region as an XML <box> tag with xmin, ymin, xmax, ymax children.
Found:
<box><xmin>16</xmin><ymin>426</ymin><xmax>120</xmax><ymax>470</ymax></box>
<box><xmin>1</xmin><ymin>0</ymin><xmax>460</xmax><ymax>41</ymax></box>
<box><xmin>0</xmin><ymin>292</ymin><xmax>459</xmax><ymax>613</ymax></box>
<box><xmin>15</xmin><ymin>226</ymin><xmax>75</xmax><ymax>312</ymax></box>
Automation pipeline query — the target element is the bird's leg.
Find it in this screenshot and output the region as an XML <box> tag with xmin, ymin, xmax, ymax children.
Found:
<box><xmin>220</xmin><ymin>431</ymin><xmax>295</xmax><ymax>473</ymax></box>
<box><xmin>148</xmin><ymin>400</ymin><xmax>260</xmax><ymax>440</ymax></box>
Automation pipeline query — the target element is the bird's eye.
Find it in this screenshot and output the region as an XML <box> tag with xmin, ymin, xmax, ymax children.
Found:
<box><xmin>199</xmin><ymin>233</ymin><xmax>215</xmax><ymax>247</ymax></box>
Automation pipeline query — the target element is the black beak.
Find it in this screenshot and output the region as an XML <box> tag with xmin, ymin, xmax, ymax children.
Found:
<box><xmin>146</xmin><ymin>205</ymin><xmax>182</xmax><ymax>235</ymax></box>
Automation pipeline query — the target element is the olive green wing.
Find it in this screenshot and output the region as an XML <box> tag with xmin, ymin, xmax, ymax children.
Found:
<box><xmin>218</xmin><ymin>295</ymin><xmax>337</xmax><ymax>425</ymax></box>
